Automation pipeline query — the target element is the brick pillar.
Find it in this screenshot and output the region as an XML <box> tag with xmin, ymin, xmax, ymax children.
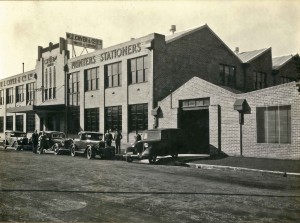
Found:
<box><xmin>209</xmin><ymin>105</ymin><xmax>221</xmax><ymax>155</ymax></box>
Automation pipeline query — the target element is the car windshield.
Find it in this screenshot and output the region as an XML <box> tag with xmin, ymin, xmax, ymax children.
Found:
<box><xmin>143</xmin><ymin>131</ymin><xmax>161</xmax><ymax>140</ymax></box>
<box><xmin>52</xmin><ymin>133</ymin><xmax>65</xmax><ymax>139</ymax></box>
<box><xmin>10</xmin><ymin>133</ymin><xmax>26</xmax><ymax>137</ymax></box>
<box><xmin>82</xmin><ymin>133</ymin><xmax>103</xmax><ymax>140</ymax></box>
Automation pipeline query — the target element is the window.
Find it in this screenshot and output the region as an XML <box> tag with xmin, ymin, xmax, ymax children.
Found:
<box><xmin>67</xmin><ymin>107</ymin><xmax>80</xmax><ymax>134</ymax></box>
<box><xmin>16</xmin><ymin>85</ymin><xmax>24</xmax><ymax>102</ymax></box>
<box><xmin>6</xmin><ymin>116</ymin><xmax>13</xmax><ymax>130</ymax></box>
<box><xmin>105</xmin><ymin>106</ymin><xmax>122</xmax><ymax>131</ymax></box>
<box><xmin>181</xmin><ymin>98</ymin><xmax>210</xmax><ymax>108</ymax></box>
<box><xmin>129</xmin><ymin>56</ymin><xmax>148</xmax><ymax>84</ymax></box>
<box><xmin>16</xmin><ymin>115</ymin><xmax>23</xmax><ymax>131</ymax></box>
<box><xmin>6</xmin><ymin>88</ymin><xmax>13</xmax><ymax>104</ymax></box>
<box><xmin>26</xmin><ymin>82</ymin><xmax>35</xmax><ymax>105</ymax></box>
<box><xmin>53</xmin><ymin>66</ymin><xmax>56</xmax><ymax>99</ymax></box>
<box><xmin>105</xmin><ymin>62</ymin><xmax>122</xmax><ymax>88</ymax></box>
<box><xmin>0</xmin><ymin>116</ymin><xmax>3</xmax><ymax>132</ymax></box>
<box><xmin>253</xmin><ymin>71</ymin><xmax>267</xmax><ymax>90</ymax></box>
<box><xmin>68</xmin><ymin>72</ymin><xmax>80</xmax><ymax>106</ymax></box>
<box><xmin>257</xmin><ymin>106</ymin><xmax>291</xmax><ymax>144</ymax></box>
<box><xmin>26</xmin><ymin>113</ymin><xmax>35</xmax><ymax>132</ymax></box>
<box><xmin>0</xmin><ymin>90</ymin><xmax>4</xmax><ymax>105</ymax></box>
<box><xmin>85</xmin><ymin>108</ymin><xmax>99</xmax><ymax>132</ymax></box>
<box><xmin>280</xmin><ymin>76</ymin><xmax>292</xmax><ymax>84</ymax></box>
<box><xmin>129</xmin><ymin>104</ymin><xmax>148</xmax><ymax>132</ymax></box>
<box><xmin>219</xmin><ymin>64</ymin><xmax>236</xmax><ymax>87</ymax></box>
<box><xmin>85</xmin><ymin>67</ymin><xmax>99</xmax><ymax>91</ymax></box>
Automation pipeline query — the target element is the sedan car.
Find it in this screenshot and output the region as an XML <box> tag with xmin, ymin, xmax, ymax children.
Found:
<box><xmin>70</xmin><ymin>131</ymin><xmax>115</xmax><ymax>159</ymax></box>
<box><xmin>124</xmin><ymin>128</ymin><xmax>184</xmax><ymax>163</ymax></box>
<box><xmin>3</xmin><ymin>131</ymin><xmax>33</xmax><ymax>151</ymax></box>
<box><xmin>37</xmin><ymin>131</ymin><xmax>72</xmax><ymax>155</ymax></box>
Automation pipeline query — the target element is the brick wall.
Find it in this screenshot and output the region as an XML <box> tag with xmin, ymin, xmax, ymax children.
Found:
<box><xmin>158</xmin><ymin>76</ymin><xmax>300</xmax><ymax>160</ymax></box>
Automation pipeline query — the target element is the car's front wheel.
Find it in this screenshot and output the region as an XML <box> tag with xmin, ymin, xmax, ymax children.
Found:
<box><xmin>87</xmin><ymin>147</ymin><xmax>95</xmax><ymax>159</ymax></box>
<box><xmin>149</xmin><ymin>155</ymin><xmax>157</xmax><ymax>164</ymax></box>
<box><xmin>70</xmin><ymin>144</ymin><xmax>76</xmax><ymax>157</ymax></box>
<box><xmin>53</xmin><ymin>144</ymin><xmax>60</xmax><ymax>155</ymax></box>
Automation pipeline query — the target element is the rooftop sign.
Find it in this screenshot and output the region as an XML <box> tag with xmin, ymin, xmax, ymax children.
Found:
<box><xmin>66</xmin><ymin>32</ymin><xmax>103</xmax><ymax>50</ymax></box>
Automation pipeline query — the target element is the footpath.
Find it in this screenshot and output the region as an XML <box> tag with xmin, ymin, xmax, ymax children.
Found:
<box><xmin>178</xmin><ymin>155</ymin><xmax>300</xmax><ymax>177</ymax></box>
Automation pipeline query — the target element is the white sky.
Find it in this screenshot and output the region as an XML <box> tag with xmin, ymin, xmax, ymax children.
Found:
<box><xmin>0</xmin><ymin>0</ymin><xmax>300</xmax><ymax>79</ymax></box>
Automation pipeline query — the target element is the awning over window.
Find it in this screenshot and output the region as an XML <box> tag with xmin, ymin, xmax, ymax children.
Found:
<box><xmin>151</xmin><ymin>106</ymin><xmax>161</xmax><ymax>116</ymax></box>
<box><xmin>6</xmin><ymin>104</ymin><xmax>66</xmax><ymax>113</ymax></box>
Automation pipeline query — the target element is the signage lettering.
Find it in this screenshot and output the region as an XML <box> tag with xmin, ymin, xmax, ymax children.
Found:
<box><xmin>71</xmin><ymin>56</ymin><xmax>96</xmax><ymax>69</ymax></box>
<box><xmin>99</xmin><ymin>43</ymin><xmax>142</xmax><ymax>62</ymax></box>
<box><xmin>0</xmin><ymin>73</ymin><xmax>34</xmax><ymax>88</ymax></box>
<box><xmin>44</xmin><ymin>56</ymin><xmax>57</xmax><ymax>67</ymax></box>
<box><xmin>66</xmin><ymin>32</ymin><xmax>103</xmax><ymax>50</ymax></box>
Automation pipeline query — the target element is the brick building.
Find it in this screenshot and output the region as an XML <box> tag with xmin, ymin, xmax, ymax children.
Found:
<box><xmin>0</xmin><ymin>24</ymin><xmax>299</xmax><ymax>158</ymax></box>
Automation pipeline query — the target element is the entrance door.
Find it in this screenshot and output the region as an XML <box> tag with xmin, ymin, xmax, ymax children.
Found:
<box><xmin>180</xmin><ymin>109</ymin><xmax>209</xmax><ymax>154</ymax></box>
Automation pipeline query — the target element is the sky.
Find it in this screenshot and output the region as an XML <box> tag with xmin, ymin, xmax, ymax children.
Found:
<box><xmin>0</xmin><ymin>0</ymin><xmax>300</xmax><ymax>79</ymax></box>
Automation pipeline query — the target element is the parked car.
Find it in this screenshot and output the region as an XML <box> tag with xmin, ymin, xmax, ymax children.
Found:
<box><xmin>124</xmin><ymin>128</ymin><xmax>184</xmax><ymax>163</ymax></box>
<box><xmin>70</xmin><ymin>131</ymin><xmax>115</xmax><ymax>159</ymax></box>
<box><xmin>3</xmin><ymin>130</ymin><xmax>33</xmax><ymax>151</ymax></box>
<box><xmin>37</xmin><ymin>131</ymin><xmax>72</xmax><ymax>155</ymax></box>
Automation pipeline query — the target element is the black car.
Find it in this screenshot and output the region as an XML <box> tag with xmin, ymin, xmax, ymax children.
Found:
<box><xmin>124</xmin><ymin>128</ymin><xmax>184</xmax><ymax>163</ymax></box>
<box><xmin>3</xmin><ymin>131</ymin><xmax>33</xmax><ymax>151</ymax></box>
<box><xmin>37</xmin><ymin>131</ymin><xmax>72</xmax><ymax>155</ymax></box>
<box><xmin>70</xmin><ymin>131</ymin><xmax>115</xmax><ymax>159</ymax></box>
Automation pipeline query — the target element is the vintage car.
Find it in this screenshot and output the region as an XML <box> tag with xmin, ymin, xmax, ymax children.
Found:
<box><xmin>3</xmin><ymin>131</ymin><xmax>33</xmax><ymax>151</ymax></box>
<box><xmin>124</xmin><ymin>128</ymin><xmax>184</xmax><ymax>163</ymax></box>
<box><xmin>70</xmin><ymin>131</ymin><xmax>115</xmax><ymax>159</ymax></box>
<box><xmin>37</xmin><ymin>131</ymin><xmax>72</xmax><ymax>155</ymax></box>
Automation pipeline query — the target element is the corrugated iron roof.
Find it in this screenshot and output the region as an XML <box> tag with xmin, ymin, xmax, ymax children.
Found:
<box><xmin>272</xmin><ymin>55</ymin><xmax>294</xmax><ymax>70</ymax></box>
<box><xmin>237</xmin><ymin>48</ymin><xmax>270</xmax><ymax>63</ymax></box>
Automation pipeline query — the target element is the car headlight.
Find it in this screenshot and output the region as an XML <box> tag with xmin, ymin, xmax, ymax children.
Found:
<box><xmin>144</xmin><ymin>143</ymin><xmax>148</xmax><ymax>148</ymax></box>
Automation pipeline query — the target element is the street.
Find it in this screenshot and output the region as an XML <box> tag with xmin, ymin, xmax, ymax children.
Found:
<box><xmin>0</xmin><ymin>148</ymin><xmax>300</xmax><ymax>223</ymax></box>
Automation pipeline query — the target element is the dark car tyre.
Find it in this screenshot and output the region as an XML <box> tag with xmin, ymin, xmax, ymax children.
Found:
<box><xmin>149</xmin><ymin>155</ymin><xmax>157</xmax><ymax>164</ymax></box>
<box><xmin>87</xmin><ymin>147</ymin><xmax>95</xmax><ymax>159</ymax></box>
<box><xmin>70</xmin><ymin>144</ymin><xmax>76</xmax><ymax>157</ymax></box>
<box><xmin>126</xmin><ymin>156</ymin><xmax>133</xmax><ymax>163</ymax></box>
<box><xmin>53</xmin><ymin>144</ymin><xmax>60</xmax><ymax>155</ymax></box>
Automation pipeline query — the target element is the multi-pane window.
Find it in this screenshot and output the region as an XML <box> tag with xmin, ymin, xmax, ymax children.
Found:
<box><xmin>181</xmin><ymin>98</ymin><xmax>210</xmax><ymax>108</ymax></box>
<box><xmin>53</xmin><ymin>66</ymin><xmax>56</xmax><ymax>99</ymax></box>
<box><xmin>85</xmin><ymin>108</ymin><xmax>99</xmax><ymax>132</ymax></box>
<box><xmin>26</xmin><ymin>82</ymin><xmax>35</xmax><ymax>105</ymax></box>
<box><xmin>68</xmin><ymin>72</ymin><xmax>80</xmax><ymax>106</ymax></box>
<box><xmin>49</xmin><ymin>67</ymin><xmax>52</xmax><ymax>99</ymax></box>
<box><xmin>257</xmin><ymin>106</ymin><xmax>291</xmax><ymax>144</ymax></box>
<box><xmin>105</xmin><ymin>106</ymin><xmax>122</xmax><ymax>131</ymax></box>
<box><xmin>16</xmin><ymin>115</ymin><xmax>23</xmax><ymax>132</ymax></box>
<box><xmin>85</xmin><ymin>67</ymin><xmax>99</xmax><ymax>91</ymax></box>
<box><xmin>105</xmin><ymin>62</ymin><xmax>122</xmax><ymax>88</ymax></box>
<box><xmin>6</xmin><ymin>88</ymin><xmax>13</xmax><ymax>104</ymax></box>
<box><xmin>16</xmin><ymin>85</ymin><xmax>24</xmax><ymax>102</ymax></box>
<box><xmin>280</xmin><ymin>76</ymin><xmax>292</xmax><ymax>84</ymax></box>
<box><xmin>129</xmin><ymin>56</ymin><xmax>148</xmax><ymax>84</ymax></box>
<box><xmin>6</xmin><ymin>116</ymin><xmax>13</xmax><ymax>130</ymax></box>
<box><xmin>0</xmin><ymin>90</ymin><xmax>4</xmax><ymax>105</ymax></box>
<box><xmin>129</xmin><ymin>104</ymin><xmax>148</xmax><ymax>132</ymax></box>
<box><xmin>26</xmin><ymin>113</ymin><xmax>35</xmax><ymax>132</ymax></box>
<box><xmin>219</xmin><ymin>64</ymin><xmax>236</xmax><ymax>87</ymax></box>
<box><xmin>0</xmin><ymin>116</ymin><xmax>4</xmax><ymax>132</ymax></box>
<box><xmin>253</xmin><ymin>71</ymin><xmax>267</xmax><ymax>90</ymax></box>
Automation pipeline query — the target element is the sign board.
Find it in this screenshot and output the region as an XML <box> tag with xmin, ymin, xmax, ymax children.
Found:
<box><xmin>66</xmin><ymin>32</ymin><xmax>103</xmax><ymax>50</ymax></box>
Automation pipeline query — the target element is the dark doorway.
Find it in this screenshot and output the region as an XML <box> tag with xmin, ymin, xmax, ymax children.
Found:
<box><xmin>179</xmin><ymin>109</ymin><xmax>209</xmax><ymax>154</ymax></box>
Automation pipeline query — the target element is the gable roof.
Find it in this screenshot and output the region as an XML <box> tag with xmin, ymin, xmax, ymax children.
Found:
<box><xmin>272</xmin><ymin>54</ymin><xmax>294</xmax><ymax>70</ymax></box>
<box><xmin>237</xmin><ymin>48</ymin><xmax>270</xmax><ymax>63</ymax></box>
<box><xmin>165</xmin><ymin>25</ymin><xmax>207</xmax><ymax>43</ymax></box>
<box><xmin>165</xmin><ymin>24</ymin><xmax>243</xmax><ymax>63</ymax></box>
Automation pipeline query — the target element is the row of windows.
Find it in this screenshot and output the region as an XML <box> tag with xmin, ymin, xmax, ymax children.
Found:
<box><xmin>84</xmin><ymin>104</ymin><xmax>148</xmax><ymax>133</ymax></box>
<box><xmin>0</xmin><ymin>83</ymin><xmax>36</xmax><ymax>105</ymax></box>
<box><xmin>0</xmin><ymin>113</ymin><xmax>35</xmax><ymax>133</ymax></box>
<box><xmin>43</xmin><ymin>66</ymin><xmax>56</xmax><ymax>101</ymax></box>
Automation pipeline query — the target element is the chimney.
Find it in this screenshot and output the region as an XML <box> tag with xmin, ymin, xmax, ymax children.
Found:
<box><xmin>170</xmin><ymin>25</ymin><xmax>176</xmax><ymax>35</ymax></box>
<box><xmin>22</xmin><ymin>63</ymin><xmax>24</xmax><ymax>73</ymax></box>
<box><xmin>235</xmin><ymin>47</ymin><xmax>239</xmax><ymax>54</ymax></box>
